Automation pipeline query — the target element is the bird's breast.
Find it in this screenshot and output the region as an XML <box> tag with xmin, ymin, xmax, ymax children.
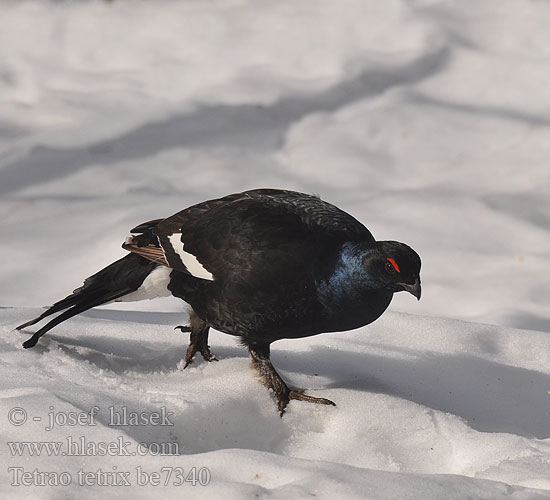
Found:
<box><xmin>316</xmin><ymin>288</ymin><xmax>394</xmax><ymax>333</ymax></box>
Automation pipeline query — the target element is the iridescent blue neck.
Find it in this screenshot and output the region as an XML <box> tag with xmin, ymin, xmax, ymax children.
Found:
<box><xmin>314</xmin><ymin>242</ymin><xmax>393</xmax><ymax>330</ymax></box>
<box><xmin>315</xmin><ymin>242</ymin><xmax>378</xmax><ymax>307</ymax></box>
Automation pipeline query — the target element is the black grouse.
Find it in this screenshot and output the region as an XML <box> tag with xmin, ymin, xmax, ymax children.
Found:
<box><xmin>17</xmin><ymin>188</ymin><xmax>421</xmax><ymax>414</ymax></box>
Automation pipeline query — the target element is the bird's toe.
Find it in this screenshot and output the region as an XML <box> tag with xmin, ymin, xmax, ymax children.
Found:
<box><xmin>289</xmin><ymin>390</ymin><xmax>336</xmax><ymax>406</ymax></box>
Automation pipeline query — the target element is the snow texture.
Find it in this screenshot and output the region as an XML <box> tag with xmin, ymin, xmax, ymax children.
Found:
<box><xmin>0</xmin><ymin>0</ymin><xmax>549</xmax><ymax>498</ymax></box>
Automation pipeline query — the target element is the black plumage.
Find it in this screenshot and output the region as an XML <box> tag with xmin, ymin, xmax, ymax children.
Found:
<box><xmin>17</xmin><ymin>188</ymin><xmax>421</xmax><ymax>414</ymax></box>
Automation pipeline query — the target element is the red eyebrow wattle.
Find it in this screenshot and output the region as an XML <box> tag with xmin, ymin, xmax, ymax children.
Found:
<box><xmin>387</xmin><ymin>258</ymin><xmax>400</xmax><ymax>273</ymax></box>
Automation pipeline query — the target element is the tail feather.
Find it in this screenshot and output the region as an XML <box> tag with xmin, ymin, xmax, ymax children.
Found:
<box><xmin>16</xmin><ymin>294</ymin><xmax>82</xmax><ymax>331</ymax></box>
<box><xmin>17</xmin><ymin>253</ymin><xmax>158</xmax><ymax>348</ymax></box>
<box><xmin>22</xmin><ymin>288</ymin><xmax>135</xmax><ymax>348</ymax></box>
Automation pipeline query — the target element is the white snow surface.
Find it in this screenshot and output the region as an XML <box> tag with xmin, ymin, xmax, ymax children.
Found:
<box><xmin>1</xmin><ymin>0</ymin><xmax>549</xmax><ymax>498</ymax></box>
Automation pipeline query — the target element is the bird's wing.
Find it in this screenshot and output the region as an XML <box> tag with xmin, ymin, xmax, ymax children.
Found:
<box><xmin>122</xmin><ymin>218</ymin><xmax>169</xmax><ymax>266</ymax></box>
<box><xmin>148</xmin><ymin>189</ymin><xmax>374</xmax><ymax>283</ymax></box>
<box><xmin>121</xmin><ymin>239</ymin><xmax>167</xmax><ymax>266</ymax></box>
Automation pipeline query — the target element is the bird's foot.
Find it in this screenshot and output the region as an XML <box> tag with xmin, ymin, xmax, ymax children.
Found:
<box><xmin>183</xmin><ymin>342</ymin><xmax>218</xmax><ymax>369</ymax></box>
<box><xmin>277</xmin><ymin>388</ymin><xmax>336</xmax><ymax>416</ymax></box>
<box><xmin>175</xmin><ymin>325</ymin><xmax>218</xmax><ymax>368</ymax></box>
<box><xmin>289</xmin><ymin>389</ymin><xmax>336</xmax><ymax>406</ymax></box>
<box><xmin>248</xmin><ymin>343</ymin><xmax>336</xmax><ymax>416</ymax></box>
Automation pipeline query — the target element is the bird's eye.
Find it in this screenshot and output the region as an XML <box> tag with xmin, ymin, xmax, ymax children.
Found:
<box><xmin>385</xmin><ymin>261</ymin><xmax>396</xmax><ymax>274</ymax></box>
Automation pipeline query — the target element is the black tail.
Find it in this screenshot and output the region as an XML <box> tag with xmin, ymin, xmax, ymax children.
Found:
<box><xmin>16</xmin><ymin>253</ymin><xmax>158</xmax><ymax>348</ymax></box>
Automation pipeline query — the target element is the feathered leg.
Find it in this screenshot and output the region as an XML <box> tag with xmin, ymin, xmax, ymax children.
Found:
<box><xmin>248</xmin><ymin>342</ymin><xmax>335</xmax><ymax>416</ymax></box>
<box><xmin>175</xmin><ymin>310</ymin><xmax>218</xmax><ymax>368</ymax></box>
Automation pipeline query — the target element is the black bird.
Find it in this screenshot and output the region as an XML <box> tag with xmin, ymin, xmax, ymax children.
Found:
<box><xmin>17</xmin><ymin>189</ymin><xmax>421</xmax><ymax>414</ymax></box>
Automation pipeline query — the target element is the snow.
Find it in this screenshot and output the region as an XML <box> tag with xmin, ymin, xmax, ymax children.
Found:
<box><xmin>2</xmin><ymin>310</ymin><xmax>550</xmax><ymax>498</ymax></box>
<box><xmin>1</xmin><ymin>0</ymin><xmax>549</xmax><ymax>498</ymax></box>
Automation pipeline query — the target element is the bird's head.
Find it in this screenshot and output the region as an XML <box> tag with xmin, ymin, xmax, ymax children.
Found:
<box><xmin>317</xmin><ymin>240</ymin><xmax>422</xmax><ymax>308</ymax></box>
<box><xmin>361</xmin><ymin>241</ymin><xmax>422</xmax><ymax>300</ymax></box>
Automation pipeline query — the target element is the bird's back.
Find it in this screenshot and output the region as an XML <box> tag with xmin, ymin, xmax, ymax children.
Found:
<box><xmin>156</xmin><ymin>189</ymin><xmax>374</xmax><ymax>283</ymax></box>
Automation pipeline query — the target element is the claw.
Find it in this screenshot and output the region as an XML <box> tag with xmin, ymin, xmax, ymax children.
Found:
<box><xmin>277</xmin><ymin>389</ymin><xmax>336</xmax><ymax>415</ymax></box>
<box><xmin>183</xmin><ymin>343</ymin><xmax>218</xmax><ymax>368</ymax></box>
<box><xmin>248</xmin><ymin>343</ymin><xmax>336</xmax><ymax>416</ymax></box>
<box><xmin>181</xmin><ymin>323</ymin><xmax>218</xmax><ymax>368</ymax></box>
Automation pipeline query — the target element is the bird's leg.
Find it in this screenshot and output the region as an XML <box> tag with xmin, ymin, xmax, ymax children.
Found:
<box><xmin>248</xmin><ymin>343</ymin><xmax>335</xmax><ymax>416</ymax></box>
<box><xmin>175</xmin><ymin>311</ymin><xmax>218</xmax><ymax>368</ymax></box>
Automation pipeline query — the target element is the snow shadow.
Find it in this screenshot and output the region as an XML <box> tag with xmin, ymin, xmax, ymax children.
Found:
<box><xmin>55</xmin><ymin>382</ymin><xmax>292</xmax><ymax>456</ymax></box>
<box><xmin>410</xmin><ymin>91</ymin><xmax>550</xmax><ymax>129</ymax></box>
<box><xmin>505</xmin><ymin>312</ymin><xmax>550</xmax><ymax>334</ymax></box>
<box><xmin>82</xmin><ymin>309</ymin><xmax>187</xmax><ymax>326</ymax></box>
<box><xmin>280</xmin><ymin>344</ymin><xmax>550</xmax><ymax>439</ymax></box>
<box><xmin>0</xmin><ymin>46</ymin><xmax>449</xmax><ymax>196</ymax></box>
<box><xmin>46</xmin><ymin>340</ymin><xmax>291</xmax><ymax>455</ymax></box>
<box><xmin>33</xmin><ymin>332</ymin><xmax>246</xmax><ymax>375</ymax></box>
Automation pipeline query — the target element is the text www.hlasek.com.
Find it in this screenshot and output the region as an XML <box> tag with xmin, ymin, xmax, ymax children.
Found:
<box><xmin>8</xmin><ymin>435</ymin><xmax>179</xmax><ymax>457</ymax></box>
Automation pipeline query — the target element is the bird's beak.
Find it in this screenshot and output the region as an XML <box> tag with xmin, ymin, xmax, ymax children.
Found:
<box><xmin>401</xmin><ymin>279</ymin><xmax>421</xmax><ymax>300</ymax></box>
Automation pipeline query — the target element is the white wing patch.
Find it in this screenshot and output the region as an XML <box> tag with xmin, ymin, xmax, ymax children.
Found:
<box><xmin>115</xmin><ymin>266</ymin><xmax>172</xmax><ymax>302</ymax></box>
<box><xmin>168</xmin><ymin>233</ymin><xmax>214</xmax><ymax>281</ymax></box>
